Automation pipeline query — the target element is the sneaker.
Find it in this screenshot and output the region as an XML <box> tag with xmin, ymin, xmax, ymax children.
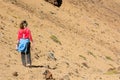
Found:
<box><xmin>26</xmin><ymin>63</ymin><xmax>31</xmax><ymax>67</ymax></box>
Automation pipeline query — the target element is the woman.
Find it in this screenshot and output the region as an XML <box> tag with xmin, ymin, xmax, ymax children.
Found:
<box><xmin>17</xmin><ymin>20</ymin><xmax>33</xmax><ymax>67</ymax></box>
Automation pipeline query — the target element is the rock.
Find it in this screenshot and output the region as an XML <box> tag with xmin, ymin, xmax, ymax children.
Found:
<box><xmin>43</xmin><ymin>70</ymin><xmax>55</xmax><ymax>80</ymax></box>
<box><xmin>107</xmin><ymin>67</ymin><xmax>116</xmax><ymax>71</ymax></box>
<box><xmin>45</xmin><ymin>0</ymin><xmax>62</xmax><ymax>7</ymax></box>
<box><xmin>0</xmin><ymin>27</ymin><xmax>4</xmax><ymax>30</ymax></box>
<box><xmin>13</xmin><ymin>72</ymin><xmax>18</xmax><ymax>77</ymax></box>
<box><xmin>47</xmin><ymin>52</ymin><xmax>57</xmax><ymax>61</ymax></box>
<box><xmin>82</xmin><ymin>63</ymin><xmax>89</xmax><ymax>68</ymax></box>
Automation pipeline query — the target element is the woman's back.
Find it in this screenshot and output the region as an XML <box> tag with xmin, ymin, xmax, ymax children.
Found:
<box><xmin>18</xmin><ymin>29</ymin><xmax>25</xmax><ymax>40</ymax></box>
<box><xmin>24</xmin><ymin>27</ymin><xmax>33</xmax><ymax>42</ymax></box>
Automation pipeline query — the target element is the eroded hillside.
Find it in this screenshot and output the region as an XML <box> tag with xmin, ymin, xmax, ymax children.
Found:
<box><xmin>0</xmin><ymin>0</ymin><xmax>120</xmax><ymax>80</ymax></box>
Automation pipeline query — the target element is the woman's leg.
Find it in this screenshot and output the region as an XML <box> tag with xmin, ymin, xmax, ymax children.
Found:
<box><xmin>27</xmin><ymin>52</ymin><xmax>32</xmax><ymax>65</ymax></box>
<box><xmin>21</xmin><ymin>52</ymin><xmax>26</xmax><ymax>66</ymax></box>
<box><xmin>26</xmin><ymin>42</ymin><xmax>32</xmax><ymax>66</ymax></box>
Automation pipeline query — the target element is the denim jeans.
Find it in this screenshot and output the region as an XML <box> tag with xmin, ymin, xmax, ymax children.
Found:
<box><xmin>21</xmin><ymin>42</ymin><xmax>31</xmax><ymax>66</ymax></box>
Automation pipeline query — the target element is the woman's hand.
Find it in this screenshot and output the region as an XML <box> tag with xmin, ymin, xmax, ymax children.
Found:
<box><xmin>30</xmin><ymin>42</ymin><xmax>34</xmax><ymax>50</ymax></box>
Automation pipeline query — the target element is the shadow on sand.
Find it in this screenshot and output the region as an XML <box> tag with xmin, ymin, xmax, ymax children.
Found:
<box><xmin>28</xmin><ymin>65</ymin><xmax>44</xmax><ymax>68</ymax></box>
<box><xmin>28</xmin><ymin>65</ymin><xmax>57</xmax><ymax>70</ymax></box>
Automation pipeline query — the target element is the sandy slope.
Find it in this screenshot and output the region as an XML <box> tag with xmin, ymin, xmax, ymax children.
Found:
<box><xmin>0</xmin><ymin>0</ymin><xmax>120</xmax><ymax>80</ymax></box>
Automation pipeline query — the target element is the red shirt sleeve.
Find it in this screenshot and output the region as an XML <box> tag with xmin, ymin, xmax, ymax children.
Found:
<box><xmin>18</xmin><ymin>31</ymin><xmax>20</xmax><ymax>40</ymax></box>
<box><xmin>29</xmin><ymin>30</ymin><xmax>33</xmax><ymax>42</ymax></box>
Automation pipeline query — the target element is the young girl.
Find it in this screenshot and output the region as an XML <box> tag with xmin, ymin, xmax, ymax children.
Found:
<box><xmin>17</xmin><ymin>20</ymin><xmax>33</xmax><ymax>67</ymax></box>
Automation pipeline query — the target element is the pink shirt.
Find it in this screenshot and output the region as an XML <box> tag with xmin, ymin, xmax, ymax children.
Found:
<box><xmin>18</xmin><ymin>27</ymin><xmax>33</xmax><ymax>42</ymax></box>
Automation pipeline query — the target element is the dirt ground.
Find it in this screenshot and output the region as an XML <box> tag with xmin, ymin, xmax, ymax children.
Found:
<box><xmin>0</xmin><ymin>0</ymin><xmax>120</xmax><ymax>80</ymax></box>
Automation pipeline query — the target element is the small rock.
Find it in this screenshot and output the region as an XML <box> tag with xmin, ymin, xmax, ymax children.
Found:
<box><xmin>82</xmin><ymin>63</ymin><xmax>89</xmax><ymax>68</ymax></box>
<box><xmin>43</xmin><ymin>70</ymin><xmax>54</xmax><ymax>80</ymax></box>
<box><xmin>35</xmin><ymin>53</ymin><xmax>39</xmax><ymax>60</ymax></box>
<box><xmin>0</xmin><ymin>27</ymin><xmax>4</xmax><ymax>30</ymax></box>
<box><xmin>10</xmin><ymin>19</ymin><xmax>14</xmax><ymax>23</ymax></box>
<box><xmin>99</xmin><ymin>77</ymin><xmax>102</xmax><ymax>79</ymax></box>
<box><xmin>107</xmin><ymin>67</ymin><xmax>116</xmax><ymax>71</ymax></box>
<box><xmin>13</xmin><ymin>72</ymin><xmax>18</xmax><ymax>77</ymax></box>
<box><xmin>47</xmin><ymin>52</ymin><xmax>57</xmax><ymax>61</ymax></box>
<box><xmin>62</xmin><ymin>75</ymin><xmax>70</xmax><ymax>80</ymax></box>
